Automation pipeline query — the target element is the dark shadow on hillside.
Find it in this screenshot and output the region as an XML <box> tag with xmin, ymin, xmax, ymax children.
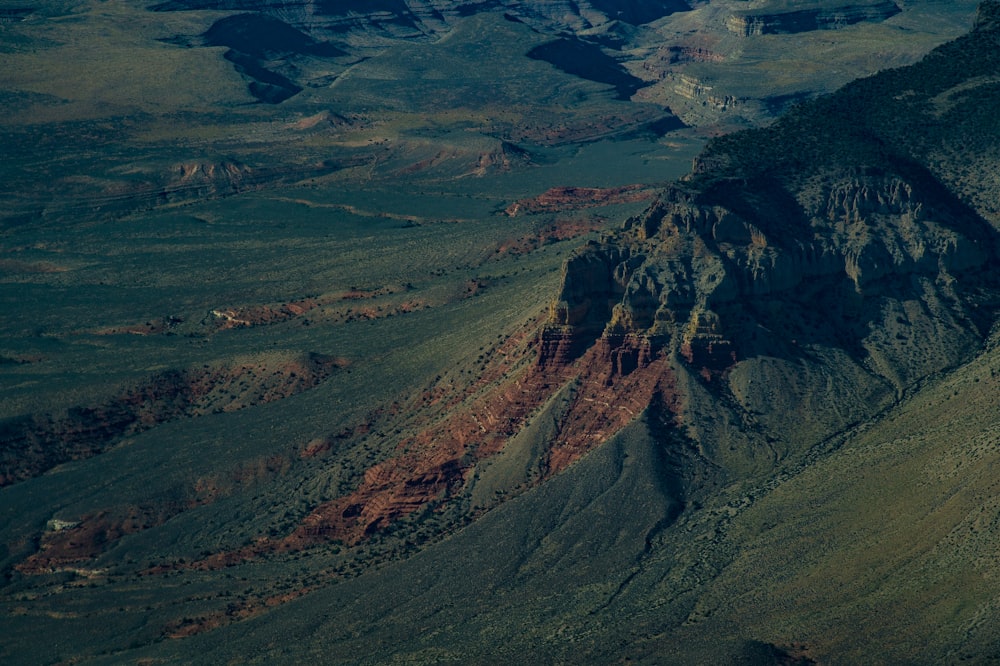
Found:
<box><xmin>202</xmin><ymin>14</ymin><xmax>347</xmax><ymax>103</ymax></box>
<box><xmin>528</xmin><ymin>37</ymin><xmax>647</xmax><ymax>100</ymax></box>
<box><xmin>204</xmin><ymin>13</ymin><xmax>346</xmax><ymax>59</ymax></box>
<box><xmin>588</xmin><ymin>0</ymin><xmax>690</xmax><ymax>25</ymax></box>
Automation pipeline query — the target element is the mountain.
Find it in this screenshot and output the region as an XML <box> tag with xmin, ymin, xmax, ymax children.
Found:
<box><xmin>142</xmin><ymin>0</ymin><xmax>984</xmax><ymax>123</ymax></box>
<box><xmin>0</xmin><ymin>0</ymin><xmax>979</xmax><ymax>228</ymax></box>
<box><xmin>2</xmin><ymin>0</ymin><xmax>1000</xmax><ymax>664</ymax></box>
<box><xmin>118</xmin><ymin>4</ymin><xmax>1000</xmax><ymax>663</ymax></box>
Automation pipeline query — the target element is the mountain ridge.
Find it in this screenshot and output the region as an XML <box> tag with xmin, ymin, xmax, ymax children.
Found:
<box><xmin>61</xmin><ymin>4</ymin><xmax>1000</xmax><ymax>662</ymax></box>
<box><xmin>2</xmin><ymin>1</ymin><xmax>1000</xmax><ymax>664</ymax></box>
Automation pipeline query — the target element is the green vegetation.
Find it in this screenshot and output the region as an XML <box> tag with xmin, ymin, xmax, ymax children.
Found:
<box><xmin>1</xmin><ymin>1</ymin><xmax>1000</xmax><ymax>664</ymax></box>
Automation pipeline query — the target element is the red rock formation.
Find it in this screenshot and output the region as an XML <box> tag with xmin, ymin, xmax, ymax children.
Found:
<box><xmin>92</xmin><ymin>315</ymin><xmax>186</xmax><ymax>336</ymax></box>
<box><xmin>165</xmin><ymin>297</ymin><xmax>686</xmax><ymax>574</ymax></box>
<box><xmin>543</xmin><ymin>337</ymin><xmax>678</xmax><ymax>475</ymax></box>
<box><xmin>495</xmin><ymin>217</ymin><xmax>607</xmax><ymax>257</ymax></box>
<box><xmin>298</xmin><ymin>437</ymin><xmax>333</xmax><ymax>459</ymax></box>
<box><xmin>536</xmin><ymin>325</ymin><xmax>587</xmax><ymax>369</ymax></box>
<box><xmin>86</xmin><ymin>286</ymin><xmax>427</xmax><ymax>338</ymax></box>
<box><xmin>273</xmin><ymin>319</ymin><xmax>679</xmax><ymax>548</ymax></box>
<box><xmin>505</xmin><ymin>185</ymin><xmax>658</xmax><ymax>216</ymax></box>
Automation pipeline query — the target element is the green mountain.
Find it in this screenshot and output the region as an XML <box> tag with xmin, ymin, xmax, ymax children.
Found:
<box><xmin>116</xmin><ymin>5</ymin><xmax>1000</xmax><ymax>663</ymax></box>
<box><xmin>2</xmin><ymin>1</ymin><xmax>1000</xmax><ymax>664</ymax></box>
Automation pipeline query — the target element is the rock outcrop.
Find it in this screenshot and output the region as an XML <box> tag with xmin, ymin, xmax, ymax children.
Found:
<box><xmin>505</xmin><ymin>184</ymin><xmax>659</xmax><ymax>216</ymax></box>
<box><xmin>534</xmin><ymin>8</ymin><xmax>1000</xmax><ymax>455</ymax></box>
<box><xmin>557</xmin><ymin>168</ymin><xmax>990</xmax><ymax>385</ymax></box>
<box><xmin>726</xmin><ymin>1</ymin><xmax>901</xmax><ymax>36</ymax></box>
<box><xmin>0</xmin><ymin>352</ymin><xmax>346</xmax><ymax>487</ymax></box>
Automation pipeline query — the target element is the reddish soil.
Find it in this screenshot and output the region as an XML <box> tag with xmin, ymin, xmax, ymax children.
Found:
<box><xmin>299</xmin><ymin>437</ymin><xmax>333</xmax><ymax>459</ymax></box>
<box><xmin>209</xmin><ymin>298</ymin><xmax>324</xmax><ymax>331</ymax></box>
<box><xmin>162</xmin><ymin>586</ymin><xmax>315</xmax><ymax>639</ymax></box>
<box><xmin>207</xmin><ymin>287</ymin><xmax>399</xmax><ymax>331</ymax></box>
<box><xmin>89</xmin><ymin>285</ymin><xmax>412</xmax><ymax>336</ymax></box>
<box><xmin>495</xmin><ymin>217</ymin><xmax>608</xmax><ymax>257</ymax></box>
<box><xmin>16</xmin><ymin>506</ymin><xmax>178</xmax><ymax>574</ymax></box>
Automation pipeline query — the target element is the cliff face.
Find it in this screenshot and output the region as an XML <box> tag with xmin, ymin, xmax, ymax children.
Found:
<box><xmin>283</xmin><ymin>4</ymin><xmax>1000</xmax><ymax>545</ymax></box>
<box><xmin>540</xmin><ymin>8</ymin><xmax>1000</xmax><ymax>458</ymax></box>
<box><xmin>726</xmin><ymin>1</ymin><xmax>901</xmax><ymax>36</ymax></box>
<box><xmin>551</xmin><ymin>172</ymin><xmax>991</xmax><ymax>435</ymax></box>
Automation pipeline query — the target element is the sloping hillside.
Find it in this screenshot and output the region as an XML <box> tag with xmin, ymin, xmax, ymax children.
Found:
<box><xmin>2</xmin><ymin>2</ymin><xmax>999</xmax><ymax>665</ymax></box>
<box><xmin>26</xmin><ymin>3</ymin><xmax>998</xmax><ymax>664</ymax></box>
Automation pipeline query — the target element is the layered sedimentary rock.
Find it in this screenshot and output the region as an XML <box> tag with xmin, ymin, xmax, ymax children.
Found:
<box><xmin>726</xmin><ymin>0</ymin><xmax>901</xmax><ymax>36</ymax></box>
<box><xmin>539</xmin><ymin>3</ymin><xmax>1000</xmax><ymax>445</ymax></box>
<box><xmin>558</xmin><ymin>168</ymin><xmax>989</xmax><ymax>380</ymax></box>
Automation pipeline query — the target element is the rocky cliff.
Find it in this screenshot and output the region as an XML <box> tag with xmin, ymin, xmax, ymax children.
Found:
<box><xmin>202</xmin><ymin>2</ymin><xmax>1000</xmax><ymax>549</ymax></box>
<box><xmin>540</xmin><ymin>3</ymin><xmax>1000</xmax><ymax>460</ymax></box>
<box><xmin>726</xmin><ymin>0</ymin><xmax>901</xmax><ymax>36</ymax></box>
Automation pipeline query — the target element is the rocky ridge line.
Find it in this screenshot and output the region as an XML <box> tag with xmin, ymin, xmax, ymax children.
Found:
<box><xmin>0</xmin><ymin>352</ymin><xmax>346</xmax><ymax>487</ymax></box>
<box><xmin>725</xmin><ymin>0</ymin><xmax>902</xmax><ymax>36</ymax></box>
